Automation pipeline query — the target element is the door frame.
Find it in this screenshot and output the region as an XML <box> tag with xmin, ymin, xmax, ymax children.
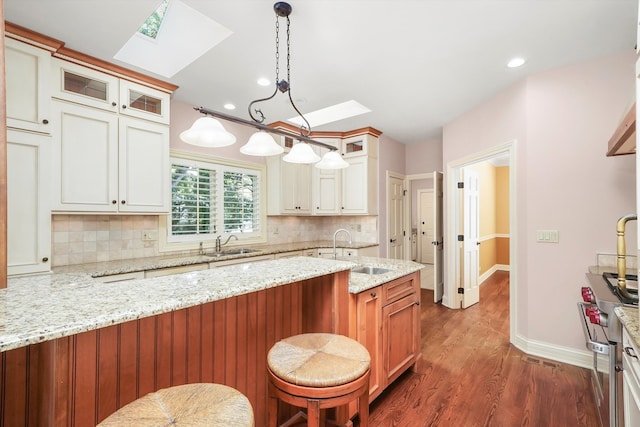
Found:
<box><xmin>416</xmin><ymin>188</ymin><xmax>434</xmax><ymax>264</ymax></box>
<box><xmin>445</xmin><ymin>140</ymin><xmax>517</xmax><ymax>344</ymax></box>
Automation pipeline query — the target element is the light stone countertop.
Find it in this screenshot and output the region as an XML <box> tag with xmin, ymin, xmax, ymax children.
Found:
<box><xmin>2</xmin><ymin>254</ymin><xmax>422</xmax><ymax>353</ymax></box>
<box><xmin>616</xmin><ymin>306</ymin><xmax>640</xmax><ymax>348</ymax></box>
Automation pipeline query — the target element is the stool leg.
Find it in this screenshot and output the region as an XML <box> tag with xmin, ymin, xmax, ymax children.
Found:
<box><xmin>268</xmin><ymin>391</ymin><xmax>279</xmax><ymax>427</ymax></box>
<box><xmin>358</xmin><ymin>394</ymin><xmax>369</xmax><ymax>427</ymax></box>
<box><xmin>307</xmin><ymin>399</ymin><xmax>321</xmax><ymax>427</ymax></box>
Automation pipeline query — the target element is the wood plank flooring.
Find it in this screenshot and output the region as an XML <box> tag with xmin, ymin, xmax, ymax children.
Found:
<box><xmin>368</xmin><ymin>270</ymin><xmax>599</xmax><ymax>427</ymax></box>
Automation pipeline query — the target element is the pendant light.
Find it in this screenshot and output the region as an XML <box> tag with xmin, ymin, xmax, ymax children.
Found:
<box><xmin>179</xmin><ymin>117</ymin><xmax>236</xmax><ymax>147</ymax></box>
<box><xmin>315</xmin><ymin>150</ymin><xmax>349</xmax><ymax>169</ymax></box>
<box><xmin>282</xmin><ymin>142</ymin><xmax>321</xmax><ymax>164</ymax></box>
<box><xmin>181</xmin><ymin>2</ymin><xmax>347</xmax><ymax>169</ymax></box>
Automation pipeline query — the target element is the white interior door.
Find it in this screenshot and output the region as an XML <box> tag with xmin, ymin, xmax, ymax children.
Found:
<box><xmin>418</xmin><ymin>190</ymin><xmax>434</xmax><ymax>264</ymax></box>
<box><xmin>433</xmin><ymin>171</ymin><xmax>444</xmax><ymax>303</ymax></box>
<box><xmin>462</xmin><ymin>168</ymin><xmax>480</xmax><ymax>308</ymax></box>
<box><xmin>388</xmin><ymin>175</ymin><xmax>405</xmax><ymax>259</ymax></box>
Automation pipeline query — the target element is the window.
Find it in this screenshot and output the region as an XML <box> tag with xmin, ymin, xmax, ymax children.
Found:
<box><xmin>138</xmin><ymin>0</ymin><xmax>169</xmax><ymax>40</ymax></box>
<box><xmin>167</xmin><ymin>156</ymin><xmax>264</xmax><ymax>245</ymax></box>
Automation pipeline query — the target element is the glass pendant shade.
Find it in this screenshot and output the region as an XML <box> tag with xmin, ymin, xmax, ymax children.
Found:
<box><xmin>240</xmin><ymin>131</ymin><xmax>285</xmax><ymax>156</ymax></box>
<box><xmin>179</xmin><ymin>117</ymin><xmax>236</xmax><ymax>147</ymax></box>
<box><xmin>283</xmin><ymin>142</ymin><xmax>321</xmax><ymax>164</ymax></box>
<box><xmin>315</xmin><ymin>150</ymin><xmax>349</xmax><ymax>169</ymax></box>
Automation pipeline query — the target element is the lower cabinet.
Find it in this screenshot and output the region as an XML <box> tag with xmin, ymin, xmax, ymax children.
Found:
<box><xmin>351</xmin><ymin>271</ymin><xmax>420</xmax><ymax>402</ymax></box>
<box><xmin>623</xmin><ymin>327</ymin><xmax>640</xmax><ymax>426</ymax></box>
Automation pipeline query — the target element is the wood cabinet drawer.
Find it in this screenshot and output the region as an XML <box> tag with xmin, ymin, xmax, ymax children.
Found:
<box><xmin>381</xmin><ymin>273</ymin><xmax>418</xmax><ymax>306</ymax></box>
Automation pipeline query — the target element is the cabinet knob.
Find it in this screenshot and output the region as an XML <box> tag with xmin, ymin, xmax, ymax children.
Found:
<box><xmin>122</xmin><ymin>104</ymin><xmax>127</xmax><ymax>109</ymax></box>
<box><xmin>112</xmin><ymin>102</ymin><xmax>117</xmax><ymax>107</ymax></box>
<box><xmin>121</xmin><ymin>200</ymin><xmax>126</xmax><ymax>205</ymax></box>
<box><xmin>112</xmin><ymin>200</ymin><xmax>117</xmax><ymax>204</ymax></box>
<box><xmin>42</xmin><ymin>257</ymin><xmax>49</xmax><ymax>263</ymax></box>
<box><xmin>371</xmin><ymin>292</ymin><xmax>377</xmax><ymax>298</ymax></box>
<box><xmin>415</xmin><ymin>301</ymin><xmax>421</xmax><ymax>306</ymax></box>
<box><xmin>42</xmin><ymin>119</ymin><xmax>49</xmax><ymax>125</ymax></box>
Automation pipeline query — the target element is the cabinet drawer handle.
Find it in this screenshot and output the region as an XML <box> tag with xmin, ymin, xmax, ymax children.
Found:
<box><xmin>42</xmin><ymin>257</ymin><xmax>49</xmax><ymax>263</ymax></box>
<box><xmin>42</xmin><ymin>119</ymin><xmax>49</xmax><ymax>125</ymax></box>
<box><xmin>625</xmin><ymin>346</ymin><xmax>638</xmax><ymax>359</ymax></box>
<box><xmin>371</xmin><ymin>292</ymin><xmax>377</xmax><ymax>298</ymax></box>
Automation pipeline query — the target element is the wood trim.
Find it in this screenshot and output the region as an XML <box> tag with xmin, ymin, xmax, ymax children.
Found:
<box><xmin>4</xmin><ymin>21</ymin><xmax>178</xmax><ymax>94</ymax></box>
<box><xmin>268</xmin><ymin>121</ymin><xmax>382</xmax><ymax>139</ymax></box>
<box><xmin>0</xmin><ymin>10</ymin><xmax>7</xmax><ymax>288</ymax></box>
<box><xmin>607</xmin><ymin>102</ymin><xmax>636</xmax><ymax>156</ymax></box>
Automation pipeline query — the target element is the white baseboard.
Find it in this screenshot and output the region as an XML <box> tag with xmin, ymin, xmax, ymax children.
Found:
<box><xmin>479</xmin><ymin>264</ymin><xmax>510</xmax><ymax>284</ymax></box>
<box><xmin>513</xmin><ymin>333</ymin><xmax>594</xmax><ymax>369</ymax></box>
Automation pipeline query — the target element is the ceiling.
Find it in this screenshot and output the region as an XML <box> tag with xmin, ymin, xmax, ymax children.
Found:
<box><xmin>4</xmin><ymin>0</ymin><xmax>637</xmax><ymax>144</ymax></box>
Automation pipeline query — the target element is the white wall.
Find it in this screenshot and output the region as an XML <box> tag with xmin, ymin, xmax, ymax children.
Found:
<box><xmin>443</xmin><ymin>49</ymin><xmax>636</xmax><ymax>357</ymax></box>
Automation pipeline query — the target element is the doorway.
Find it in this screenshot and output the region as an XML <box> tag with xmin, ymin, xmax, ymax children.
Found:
<box><xmin>445</xmin><ymin>141</ymin><xmax>516</xmax><ymax>343</ymax></box>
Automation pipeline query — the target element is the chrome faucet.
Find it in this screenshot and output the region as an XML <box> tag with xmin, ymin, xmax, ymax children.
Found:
<box><xmin>215</xmin><ymin>234</ymin><xmax>238</xmax><ymax>253</ymax></box>
<box><xmin>333</xmin><ymin>228</ymin><xmax>352</xmax><ymax>259</ymax></box>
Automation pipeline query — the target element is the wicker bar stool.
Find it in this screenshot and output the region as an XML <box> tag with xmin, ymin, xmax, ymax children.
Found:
<box><xmin>97</xmin><ymin>383</ymin><xmax>254</xmax><ymax>426</ymax></box>
<box><xmin>267</xmin><ymin>333</ymin><xmax>371</xmax><ymax>427</ymax></box>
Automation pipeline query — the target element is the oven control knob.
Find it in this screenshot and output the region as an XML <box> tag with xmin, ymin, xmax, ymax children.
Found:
<box><xmin>581</xmin><ymin>287</ymin><xmax>595</xmax><ymax>303</ymax></box>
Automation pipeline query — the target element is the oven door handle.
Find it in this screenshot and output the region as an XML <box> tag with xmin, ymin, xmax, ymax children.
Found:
<box><xmin>577</xmin><ymin>302</ymin><xmax>610</xmax><ymax>355</ymax></box>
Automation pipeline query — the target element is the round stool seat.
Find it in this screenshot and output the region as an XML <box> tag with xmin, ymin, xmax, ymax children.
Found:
<box><xmin>98</xmin><ymin>383</ymin><xmax>254</xmax><ymax>426</ymax></box>
<box><xmin>267</xmin><ymin>333</ymin><xmax>370</xmax><ymax>387</ymax></box>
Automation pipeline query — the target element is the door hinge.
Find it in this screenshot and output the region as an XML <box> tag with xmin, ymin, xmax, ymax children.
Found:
<box><xmin>458</xmin><ymin>182</ymin><xmax>464</xmax><ymax>189</ymax></box>
<box><xmin>458</xmin><ymin>287</ymin><xmax>464</xmax><ymax>294</ymax></box>
<box><xmin>403</xmin><ymin>189</ymin><xmax>407</xmax><ymax>196</ymax></box>
<box><xmin>457</xmin><ymin>235</ymin><xmax>464</xmax><ymax>241</ymax></box>
<box><xmin>403</xmin><ymin>230</ymin><xmax>406</xmax><ymax>236</ymax></box>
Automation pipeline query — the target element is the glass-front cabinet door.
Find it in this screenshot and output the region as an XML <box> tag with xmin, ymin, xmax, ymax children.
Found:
<box><xmin>119</xmin><ymin>80</ymin><xmax>170</xmax><ymax>124</ymax></box>
<box><xmin>52</xmin><ymin>58</ymin><xmax>119</xmax><ymax>111</ymax></box>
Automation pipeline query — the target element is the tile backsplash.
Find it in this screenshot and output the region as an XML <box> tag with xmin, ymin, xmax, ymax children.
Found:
<box><xmin>52</xmin><ymin>215</ymin><xmax>378</xmax><ymax>267</ymax></box>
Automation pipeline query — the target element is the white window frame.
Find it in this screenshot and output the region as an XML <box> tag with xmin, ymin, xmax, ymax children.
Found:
<box><xmin>158</xmin><ymin>149</ymin><xmax>267</xmax><ymax>253</ymax></box>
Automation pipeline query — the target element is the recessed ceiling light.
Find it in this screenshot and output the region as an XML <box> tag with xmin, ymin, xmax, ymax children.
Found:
<box><xmin>257</xmin><ymin>77</ymin><xmax>271</xmax><ymax>86</ymax></box>
<box><xmin>223</xmin><ymin>103</ymin><xmax>236</xmax><ymax>110</ymax></box>
<box><xmin>507</xmin><ymin>57</ymin><xmax>526</xmax><ymax>68</ymax></box>
<box><xmin>288</xmin><ymin>100</ymin><xmax>371</xmax><ymax>128</ymax></box>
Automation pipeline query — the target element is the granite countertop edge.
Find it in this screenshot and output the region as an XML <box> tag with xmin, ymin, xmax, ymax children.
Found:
<box><xmin>615</xmin><ymin>306</ymin><xmax>640</xmax><ymax>349</ymax></box>
<box><xmin>2</xmin><ymin>254</ymin><xmax>423</xmax><ymax>353</ymax></box>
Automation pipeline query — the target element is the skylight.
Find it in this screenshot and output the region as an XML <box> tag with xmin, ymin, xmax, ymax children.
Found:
<box><xmin>138</xmin><ymin>0</ymin><xmax>169</xmax><ymax>39</ymax></box>
<box><xmin>288</xmin><ymin>100</ymin><xmax>371</xmax><ymax>128</ymax></box>
<box><xmin>114</xmin><ymin>0</ymin><xmax>232</xmax><ymax>78</ymax></box>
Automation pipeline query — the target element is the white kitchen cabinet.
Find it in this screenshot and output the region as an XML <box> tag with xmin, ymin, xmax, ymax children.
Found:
<box><xmin>341</xmin><ymin>134</ymin><xmax>378</xmax><ymax>158</ymax></box>
<box><xmin>52</xmin><ymin>59</ymin><xmax>170</xmax><ymax>124</ymax></box>
<box><xmin>5</xmin><ymin>38</ymin><xmax>51</xmax><ymax>134</ymax></box>
<box><xmin>317</xmin><ymin>248</ymin><xmax>339</xmax><ymax>259</ymax></box>
<box><xmin>267</xmin><ymin>156</ymin><xmax>312</xmax><ymax>215</ymax></box>
<box><xmin>342</xmin><ymin>155</ymin><xmax>378</xmax><ymax>215</ymax></box>
<box><xmin>623</xmin><ymin>327</ymin><xmax>640</xmax><ymax>426</ymax></box>
<box><xmin>7</xmin><ymin>130</ymin><xmax>51</xmax><ymax>276</ymax></box>
<box><xmin>275</xmin><ymin>250</ymin><xmax>303</xmax><ymax>259</ymax></box>
<box><xmin>312</xmin><ymin>141</ymin><xmax>342</xmax><ymax>216</ymax></box>
<box><xmin>51</xmin><ymin>100</ymin><xmax>170</xmax><ymax>213</ymax></box>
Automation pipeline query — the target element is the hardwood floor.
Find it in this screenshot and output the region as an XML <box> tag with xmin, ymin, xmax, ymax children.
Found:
<box><xmin>368</xmin><ymin>271</ymin><xmax>599</xmax><ymax>427</ymax></box>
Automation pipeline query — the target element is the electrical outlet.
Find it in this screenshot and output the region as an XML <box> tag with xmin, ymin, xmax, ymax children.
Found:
<box><xmin>142</xmin><ymin>231</ymin><xmax>157</xmax><ymax>241</ymax></box>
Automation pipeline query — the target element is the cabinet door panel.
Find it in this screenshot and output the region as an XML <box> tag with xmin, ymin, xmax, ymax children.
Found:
<box><xmin>7</xmin><ymin>131</ymin><xmax>51</xmax><ymax>275</ymax></box>
<box><xmin>342</xmin><ymin>156</ymin><xmax>367</xmax><ymax>214</ymax></box>
<box><xmin>52</xmin><ymin>101</ymin><xmax>118</xmax><ymax>211</ymax></box>
<box><xmin>119</xmin><ymin>80</ymin><xmax>170</xmax><ymax>124</ymax></box>
<box><xmin>383</xmin><ymin>293</ymin><xmax>419</xmax><ymax>384</ymax></box>
<box><xmin>5</xmin><ymin>38</ymin><xmax>51</xmax><ymax>133</ymax></box>
<box><xmin>356</xmin><ymin>287</ymin><xmax>383</xmax><ymax>399</ymax></box>
<box><xmin>51</xmin><ymin>58</ymin><xmax>119</xmax><ymax>112</ymax></box>
<box><xmin>118</xmin><ymin>117</ymin><xmax>169</xmax><ymax>212</ymax></box>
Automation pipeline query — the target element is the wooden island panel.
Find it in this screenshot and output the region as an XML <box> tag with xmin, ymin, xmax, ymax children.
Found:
<box><xmin>0</xmin><ymin>270</ymin><xmax>349</xmax><ymax>426</ymax></box>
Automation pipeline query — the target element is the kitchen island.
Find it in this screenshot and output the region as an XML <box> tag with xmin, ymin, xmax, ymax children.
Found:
<box><xmin>1</xmin><ymin>255</ymin><xmax>423</xmax><ymax>426</ymax></box>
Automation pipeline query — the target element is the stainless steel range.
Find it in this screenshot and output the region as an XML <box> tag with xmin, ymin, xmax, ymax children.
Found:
<box><xmin>578</xmin><ymin>214</ymin><xmax>639</xmax><ymax>426</ymax></box>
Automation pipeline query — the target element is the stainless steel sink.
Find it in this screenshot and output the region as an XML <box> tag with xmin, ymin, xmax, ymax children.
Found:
<box><xmin>206</xmin><ymin>248</ymin><xmax>262</xmax><ymax>257</ymax></box>
<box><xmin>351</xmin><ymin>266</ymin><xmax>392</xmax><ymax>275</ymax></box>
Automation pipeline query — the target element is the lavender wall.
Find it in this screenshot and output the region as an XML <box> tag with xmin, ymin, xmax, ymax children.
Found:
<box><xmin>378</xmin><ymin>135</ymin><xmax>407</xmax><ymax>256</ymax></box>
<box><xmin>443</xmin><ymin>49</ymin><xmax>636</xmax><ymax>357</ymax></box>
<box><xmin>406</xmin><ymin>139</ymin><xmax>443</xmax><ymax>175</ymax></box>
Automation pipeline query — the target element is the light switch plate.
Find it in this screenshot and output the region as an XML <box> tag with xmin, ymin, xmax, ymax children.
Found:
<box><xmin>536</xmin><ymin>229</ymin><xmax>559</xmax><ymax>243</ymax></box>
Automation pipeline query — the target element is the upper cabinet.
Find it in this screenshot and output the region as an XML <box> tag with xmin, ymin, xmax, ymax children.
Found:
<box><xmin>5</xmin><ymin>38</ymin><xmax>53</xmax><ymax>133</ymax></box>
<box><xmin>266</xmin><ymin>128</ymin><xmax>380</xmax><ymax>216</ymax></box>
<box><xmin>51</xmin><ymin>59</ymin><xmax>171</xmax><ymax>124</ymax></box>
